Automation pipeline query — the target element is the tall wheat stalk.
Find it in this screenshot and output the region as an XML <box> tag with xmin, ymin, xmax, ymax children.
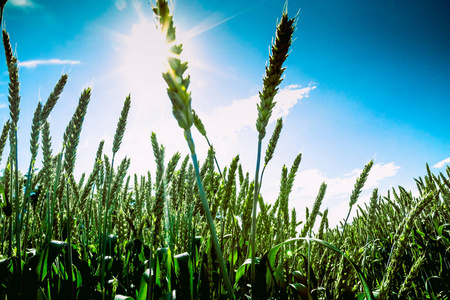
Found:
<box><xmin>152</xmin><ymin>1</ymin><xmax>235</xmax><ymax>298</ymax></box>
<box><xmin>20</xmin><ymin>102</ymin><xmax>41</xmax><ymax>257</ymax></box>
<box><xmin>3</xmin><ymin>27</ymin><xmax>21</xmax><ymax>265</ymax></box>
<box><xmin>100</xmin><ymin>95</ymin><xmax>130</xmax><ymax>292</ymax></box>
<box><xmin>250</xmin><ymin>7</ymin><xmax>295</xmax><ymax>292</ymax></box>
<box><xmin>62</xmin><ymin>88</ymin><xmax>91</xmax><ymax>299</ymax></box>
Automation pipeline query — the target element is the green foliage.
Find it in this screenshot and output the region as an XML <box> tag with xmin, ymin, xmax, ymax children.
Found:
<box><xmin>0</xmin><ymin>1</ymin><xmax>449</xmax><ymax>300</ymax></box>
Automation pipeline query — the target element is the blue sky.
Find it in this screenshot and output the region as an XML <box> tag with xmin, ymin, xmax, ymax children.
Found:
<box><xmin>1</xmin><ymin>0</ymin><xmax>449</xmax><ymax>227</ymax></box>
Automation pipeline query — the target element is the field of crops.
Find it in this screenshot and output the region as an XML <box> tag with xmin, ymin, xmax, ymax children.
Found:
<box><xmin>0</xmin><ymin>0</ymin><xmax>449</xmax><ymax>299</ymax></box>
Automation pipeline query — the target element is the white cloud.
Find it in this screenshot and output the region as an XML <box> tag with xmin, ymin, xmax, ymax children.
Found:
<box><xmin>0</xmin><ymin>103</ymin><xmax>6</xmax><ymax>109</ymax></box>
<box><xmin>433</xmin><ymin>157</ymin><xmax>450</xmax><ymax>169</ymax></box>
<box><xmin>365</xmin><ymin>162</ymin><xmax>400</xmax><ymax>188</ymax></box>
<box><xmin>200</xmin><ymin>84</ymin><xmax>316</xmax><ymax>147</ymax></box>
<box><xmin>9</xmin><ymin>0</ymin><xmax>35</xmax><ymax>7</ymax></box>
<box><xmin>272</xmin><ymin>85</ymin><xmax>316</xmax><ymax>119</ymax></box>
<box><xmin>18</xmin><ymin>59</ymin><xmax>80</xmax><ymax>68</ymax></box>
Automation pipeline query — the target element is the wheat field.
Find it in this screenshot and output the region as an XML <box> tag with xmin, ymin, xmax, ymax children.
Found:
<box><xmin>0</xmin><ymin>0</ymin><xmax>449</xmax><ymax>299</ymax></box>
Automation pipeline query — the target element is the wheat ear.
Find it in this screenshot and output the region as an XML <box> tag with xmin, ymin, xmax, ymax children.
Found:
<box><xmin>0</xmin><ymin>120</ymin><xmax>10</xmax><ymax>165</ymax></box>
<box><xmin>192</xmin><ymin>109</ymin><xmax>222</xmax><ymax>177</ymax></box>
<box><xmin>63</xmin><ymin>88</ymin><xmax>91</xmax><ymax>175</ymax></box>
<box><xmin>41</xmin><ymin>74</ymin><xmax>68</xmax><ymax>122</ymax></box>
<box><xmin>300</xmin><ymin>182</ymin><xmax>326</xmax><ymax>237</ymax></box>
<box><xmin>341</xmin><ymin>160</ymin><xmax>373</xmax><ymax>239</ymax></box>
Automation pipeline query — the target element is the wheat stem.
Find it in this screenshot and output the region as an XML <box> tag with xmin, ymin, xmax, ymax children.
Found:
<box><xmin>101</xmin><ymin>95</ymin><xmax>130</xmax><ymax>291</ymax></box>
<box><xmin>249</xmin><ymin>139</ymin><xmax>262</xmax><ymax>289</ymax></box>
<box><xmin>185</xmin><ymin>129</ymin><xmax>235</xmax><ymax>299</ymax></box>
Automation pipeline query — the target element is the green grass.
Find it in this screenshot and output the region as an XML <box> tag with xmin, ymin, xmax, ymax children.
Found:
<box><xmin>0</xmin><ymin>1</ymin><xmax>449</xmax><ymax>299</ymax></box>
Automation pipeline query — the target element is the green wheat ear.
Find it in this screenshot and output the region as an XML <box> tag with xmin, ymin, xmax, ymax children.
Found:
<box><xmin>398</xmin><ymin>254</ymin><xmax>426</xmax><ymax>298</ymax></box>
<box><xmin>341</xmin><ymin>160</ymin><xmax>374</xmax><ymax>239</ymax></box>
<box><xmin>3</xmin><ymin>30</ymin><xmax>20</xmax><ymax>128</ymax></box>
<box><xmin>264</xmin><ymin>118</ymin><xmax>283</xmax><ymax>166</ymax></box>
<box><xmin>112</xmin><ymin>94</ymin><xmax>131</xmax><ymax>155</ymax></box>
<box><xmin>350</xmin><ymin>160</ymin><xmax>374</xmax><ymax>207</ymax></box>
<box><xmin>317</xmin><ymin>208</ymin><xmax>329</xmax><ymax>240</ymax></box>
<box><xmin>193</xmin><ymin>109</ymin><xmax>223</xmax><ymax>177</ymax></box>
<box><xmin>153</xmin><ymin>0</ymin><xmax>194</xmax><ymax>139</ymax></box>
<box><xmin>95</xmin><ymin>140</ymin><xmax>105</xmax><ymax>163</ymax></box>
<box><xmin>30</xmin><ymin>102</ymin><xmax>42</xmax><ymax>163</ymax></box>
<box><xmin>0</xmin><ymin>120</ymin><xmax>10</xmax><ymax>165</ymax></box>
<box><xmin>41</xmin><ymin>74</ymin><xmax>68</xmax><ymax>123</ymax></box>
<box><xmin>151</xmin><ymin>132</ymin><xmax>165</xmax><ymax>246</ymax></box>
<box><xmin>63</xmin><ymin>88</ymin><xmax>91</xmax><ymax>175</ymax></box>
<box><xmin>256</xmin><ymin>11</ymin><xmax>295</xmax><ymax>141</ymax></box>
<box><xmin>192</xmin><ymin>109</ymin><xmax>206</xmax><ymax>136</ymax></box>
<box><xmin>40</xmin><ymin>121</ymin><xmax>52</xmax><ymax>181</ymax></box>
<box><xmin>300</xmin><ymin>182</ymin><xmax>326</xmax><ymax>237</ymax></box>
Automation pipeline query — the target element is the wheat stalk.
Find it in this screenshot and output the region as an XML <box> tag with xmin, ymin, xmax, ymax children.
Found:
<box><xmin>250</xmin><ymin>9</ymin><xmax>295</xmax><ymax>289</ymax></box>
<box><xmin>152</xmin><ymin>1</ymin><xmax>235</xmax><ymax>297</ymax></box>
<box><xmin>3</xmin><ymin>27</ymin><xmax>23</xmax><ymax>265</ymax></box>
<box><xmin>21</xmin><ymin>102</ymin><xmax>42</xmax><ymax>254</ymax></box>
<box><xmin>99</xmin><ymin>95</ymin><xmax>131</xmax><ymax>291</ymax></box>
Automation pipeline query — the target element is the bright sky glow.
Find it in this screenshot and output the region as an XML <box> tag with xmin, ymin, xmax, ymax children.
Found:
<box><xmin>118</xmin><ymin>12</ymin><xmax>171</xmax><ymax>95</ymax></box>
<box><xmin>9</xmin><ymin>0</ymin><xmax>34</xmax><ymax>7</ymax></box>
<box><xmin>1</xmin><ymin>0</ymin><xmax>449</xmax><ymax>228</ymax></box>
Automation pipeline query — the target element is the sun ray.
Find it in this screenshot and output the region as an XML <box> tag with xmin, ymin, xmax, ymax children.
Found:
<box><xmin>183</xmin><ymin>2</ymin><xmax>260</xmax><ymax>39</ymax></box>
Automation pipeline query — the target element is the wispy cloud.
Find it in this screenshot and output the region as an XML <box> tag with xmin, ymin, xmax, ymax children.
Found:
<box><xmin>200</xmin><ymin>84</ymin><xmax>316</xmax><ymax>146</ymax></box>
<box><xmin>9</xmin><ymin>0</ymin><xmax>35</xmax><ymax>8</ymax></box>
<box><xmin>18</xmin><ymin>59</ymin><xmax>80</xmax><ymax>68</ymax></box>
<box><xmin>0</xmin><ymin>103</ymin><xmax>6</xmax><ymax>109</ymax></box>
<box><xmin>433</xmin><ymin>157</ymin><xmax>450</xmax><ymax>169</ymax></box>
<box><xmin>365</xmin><ymin>162</ymin><xmax>400</xmax><ymax>189</ymax></box>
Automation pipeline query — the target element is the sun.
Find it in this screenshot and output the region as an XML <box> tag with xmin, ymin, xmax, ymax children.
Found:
<box><xmin>114</xmin><ymin>12</ymin><xmax>178</xmax><ymax>118</ymax></box>
<box><xmin>114</xmin><ymin>3</ymin><xmax>199</xmax><ymax>120</ymax></box>
<box><xmin>121</xmin><ymin>18</ymin><xmax>172</xmax><ymax>83</ymax></box>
